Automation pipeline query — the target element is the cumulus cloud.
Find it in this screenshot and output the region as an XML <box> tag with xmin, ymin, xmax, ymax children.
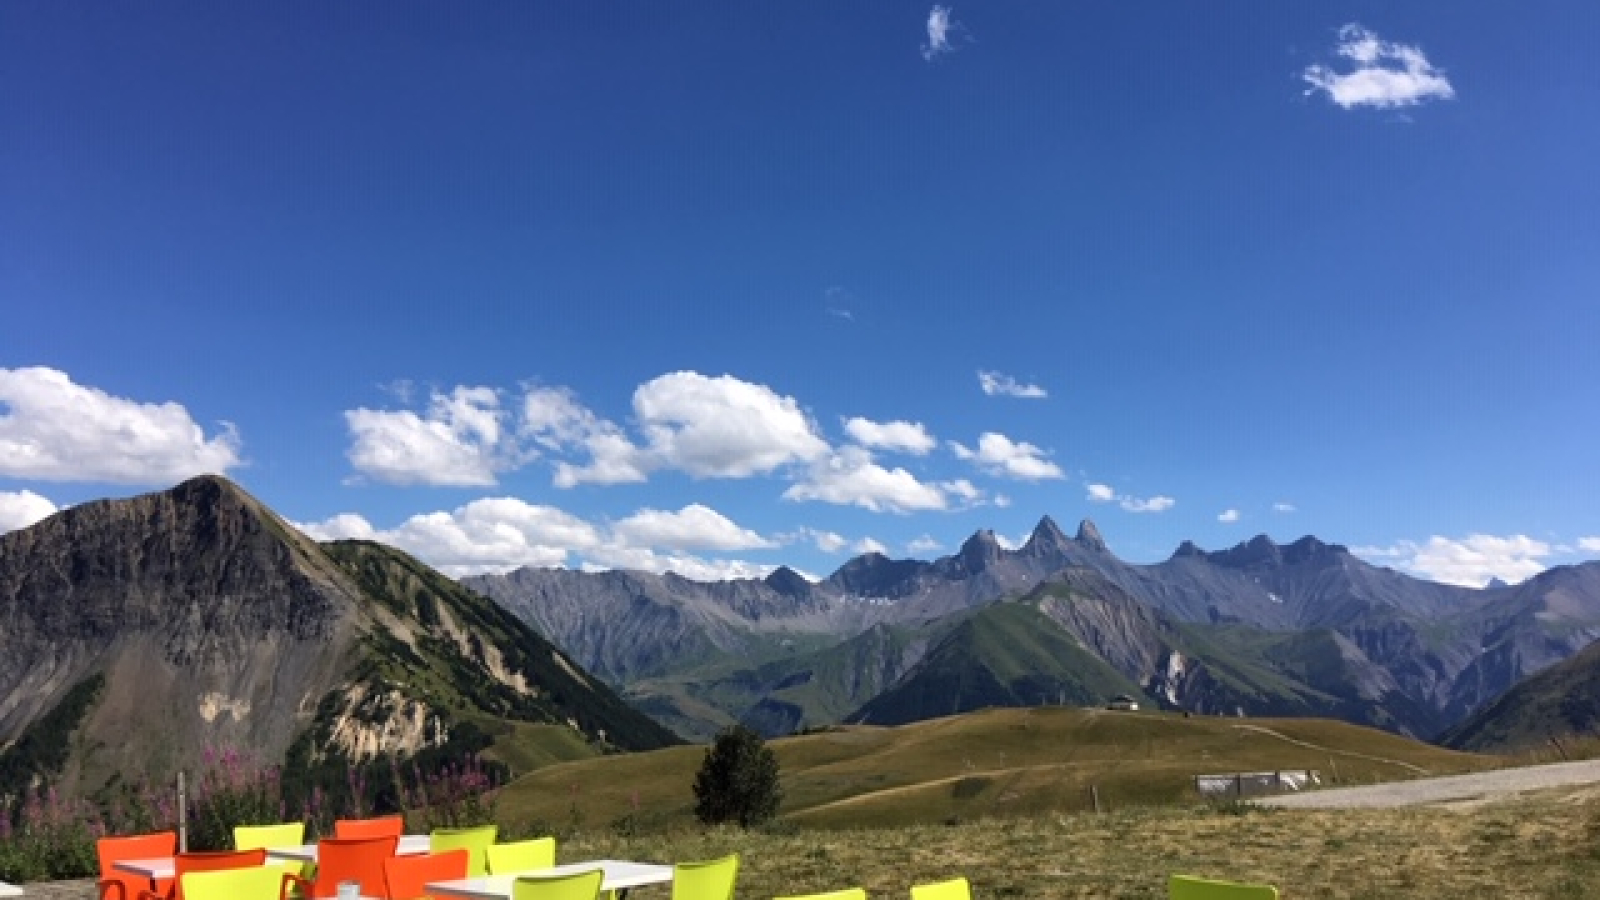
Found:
<box><xmin>921</xmin><ymin>5</ymin><xmax>960</xmax><ymax>61</ymax></box>
<box><xmin>1273</xmin><ymin>502</ymin><xmax>1297</xmax><ymax>513</ymax></box>
<box><xmin>784</xmin><ymin>446</ymin><xmax>949</xmax><ymax>513</ymax></box>
<box><xmin>843</xmin><ymin>417</ymin><xmax>936</xmax><ymax>455</ymax></box>
<box><xmin>1086</xmin><ymin>483</ymin><xmax>1115</xmax><ymax>503</ymax></box>
<box><xmin>802</xmin><ymin>528</ymin><xmax>849</xmax><ymax>554</ymax></box>
<box><xmin>612</xmin><ymin>504</ymin><xmax>773</xmax><ymax>553</ymax></box>
<box><xmin>1356</xmin><ymin>534</ymin><xmax>1552</xmax><ymax>588</ymax></box>
<box><xmin>634</xmin><ymin>372</ymin><xmax>829</xmax><ymax>479</ymax></box>
<box><xmin>297</xmin><ymin>496</ymin><xmax>776</xmax><ymax>580</ymax></box>
<box><xmin>993</xmin><ymin>494</ymin><xmax>1012</xmax><ymax>509</ymax></box>
<box><xmin>0</xmin><ymin>367</ymin><xmax>241</xmax><ymax>484</ymax></box>
<box><xmin>1218</xmin><ymin>509</ymin><xmax>1241</xmax><ymax>523</ymax></box>
<box><xmin>1303</xmin><ymin>23</ymin><xmax>1455</xmax><ymax>110</ymax></box>
<box><xmin>950</xmin><ymin>432</ymin><xmax>1064</xmax><ymax>481</ymax></box>
<box><xmin>1580</xmin><ymin>537</ymin><xmax>1600</xmax><ymax>555</ymax></box>
<box><xmin>907</xmin><ymin>534</ymin><xmax>944</xmax><ymax>555</ymax></box>
<box><xmin>0</xmin><ymin>489</ymin><xmax>58</xmax><ymax>533</ymax></box>
<box><xmin>346</xmin><ymin>386</ymin><xmax>515</xmax><ymax>486</ymax></box>
<box><xmin>977</xmin><ymin>370</ymin><xmax>1047</xmax><ymax>399</ymax></box>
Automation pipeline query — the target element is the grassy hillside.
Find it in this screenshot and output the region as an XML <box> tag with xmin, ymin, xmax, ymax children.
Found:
<box><xmin>1443</xmin><ymin>635</ymin><xmax>1600</xmax><ymax>752</ymax></box>
<box><xmin>492</xmin><ymin>705</ymin><xmax>1497</xmax><ymax>833</ymax></box>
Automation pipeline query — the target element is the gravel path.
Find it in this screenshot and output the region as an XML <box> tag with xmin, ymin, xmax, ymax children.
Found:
<box><xmin>1258</xmin><ymin>758</ymin><xmax>1600</xmax><ymax>809</ymax></box>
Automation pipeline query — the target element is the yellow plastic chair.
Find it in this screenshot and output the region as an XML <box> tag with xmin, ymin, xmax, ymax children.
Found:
<box><xmin>673</xmin><ymin>854</ymin><xmax>739</xmax><ymax>900</ymax></box>
<box><xmin>431</xmin><ymin>824</ymin><xmax>499</xmax><ymax>878</ymax></box>
<box><xmin>511</xmin><ymin>868</ymin><xmax>605</xmax><ymax>900</ymax></box>
<box><xmin>180</xmin><ymin>866</ymin><xmax>288</xmax><ymax>900</ymax></box>
<box><xmin>910</xmin><ymin>878</ymin><xmax>969</xmax><ymax>900</ymax></box>
<box><xmin>775</xmin><ymin>889</ymin><xmax>867</xmax><ymax>900</ymax></box>
<box><xmin>1168</xmin><ymin>875</ymin><xmax>1279</xmax><ymax>900</ymax></box>
<box><xmin>234</xmin><ymin>823</ymin><xmax>311</xmax><ymax>887</ymax></box>
<box><xmin>486</xmin><ymin>837</ymin><xmax>558</xmax><ymax>874</ymax></box>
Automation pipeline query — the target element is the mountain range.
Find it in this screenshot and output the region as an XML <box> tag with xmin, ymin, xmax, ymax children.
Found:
<box><xmin>466</xmin><ymin>516</ymin><xmax>1600</xmax><ymax>744</ymax></box>
<box><xmin>0</xmin><ymin>476</ymin><xmax>676</xmax><ymax>800</ymax></box>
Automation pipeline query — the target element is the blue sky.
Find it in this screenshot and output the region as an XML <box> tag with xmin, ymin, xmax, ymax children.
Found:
<box><xmin>3</xmin><ymin>2</ymin><xmax>1598</xmax><ymax>587</ymax></box>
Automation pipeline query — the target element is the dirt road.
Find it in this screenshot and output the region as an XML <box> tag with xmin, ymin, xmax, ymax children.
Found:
<box><xmin>1257</xmin><ymin>758</ymin><xmax>1600</xmax><ymax>809</ymax></box>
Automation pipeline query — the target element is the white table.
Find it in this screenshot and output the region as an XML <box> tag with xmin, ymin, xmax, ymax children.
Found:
<box><xmin>426</xmin><ymin>859</ymin><xmax>673</xmax><ymax>900</ymax></box>
<box><xmin>266</xmin><ymin>833</ymin><xmax>432</xmax><ymax>862</ymax></box>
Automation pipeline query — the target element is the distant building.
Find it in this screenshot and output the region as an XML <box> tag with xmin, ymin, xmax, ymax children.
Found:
<box><xmin>1107</xmin><ymin>694</ymin><xmax>1140</xmax><ymax>711</ymax></box>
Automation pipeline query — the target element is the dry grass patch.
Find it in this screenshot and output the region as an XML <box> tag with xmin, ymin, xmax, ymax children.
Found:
<box><xmin>555</xmin><ymin>793</ymin><xmax>1600</xmax><ymax>899</ymax></box>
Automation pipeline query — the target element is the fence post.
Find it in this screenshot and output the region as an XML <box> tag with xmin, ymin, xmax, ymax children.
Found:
<box><xmin>1090</xmin><ymin>785</ymin><xmax>1101</xmax><ymax>814</ymax></box>
<box><xmin>177</xmin><ymin>770</ymin><xmax>187</xmax><ymax>852</ymax></box>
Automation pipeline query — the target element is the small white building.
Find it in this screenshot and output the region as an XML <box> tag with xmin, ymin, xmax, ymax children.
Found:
<box><xmin>1107</xmin><ymin>694</ymin><xmax>1140</xmax><ymax>711</ymax></box>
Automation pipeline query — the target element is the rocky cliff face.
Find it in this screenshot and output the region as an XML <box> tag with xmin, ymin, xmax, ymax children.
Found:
<box><xmin>0</xmin><ymin>476</ymin><xmax>676</xmax><ymax>797</ymax></box>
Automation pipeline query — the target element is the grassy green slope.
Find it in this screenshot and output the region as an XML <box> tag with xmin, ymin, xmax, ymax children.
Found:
<box><xmin>492</xmin><ymin>705</ymin><xmax>1498</xmax><ymax>833</ymax></box>
<box><xmin>1442</xmin><ymin>636</ymin><xmax>1600</xmax><ymax>752</ymax></box>
<box><xmin>850</xmin><ymin>602</ymin><xmax>1145</xmax><ymax>726</ymax></box>
<box><xmin>318</xmin><ymin>541</ymin><xmax>682</xmax><ymax>765</ymax></box>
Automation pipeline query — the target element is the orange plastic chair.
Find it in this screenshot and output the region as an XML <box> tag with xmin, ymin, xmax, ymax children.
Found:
<box><xmin>384</xmin><ymin>848</ymin><xmax>470</xmax><ymax>900</ymax></box>
<box><xmin>138</xmin><ymin>849</ymin><xmax>268</xmax><ymax>900</ymax></box>
<box><xmin>97</xmin><ymin>831</ymin><xmax>177</xmax><ymax>900</ymax></box>
<box><xmin>285</xmin><ymin>836</ymin><xmax>398</xmax><ymax>898</ymax></box>
<box><xmin>334</xmin><ymin>815</ymin><xmax>406</xmax><ymax>840</ymax></box>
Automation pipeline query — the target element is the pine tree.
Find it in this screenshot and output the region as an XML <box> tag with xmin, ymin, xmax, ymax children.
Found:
<box><xmin>692</xmin><ymin>724</ymin><xmax>782</xmax><ymax>828</ymax></box>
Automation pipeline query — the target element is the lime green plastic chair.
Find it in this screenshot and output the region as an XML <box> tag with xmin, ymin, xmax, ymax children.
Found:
<box><xmin>673</xmin><ymin>854</ymin><xmax>739</xmax><ymax>900</ymax></box>
<box><xmin>180</xmin><ymin>866</ymin><xmax>288</xmax><ymax>900</ymax></box>
<box><xmin>910</xmin><ymin>878</ymin><xmax>969</xmax><ymax>900</ymax></box>
<box><xmin>234</xmin><ymin>822</ymin><xmax>312</xmax><ymax>887</ymax></box>
<box><xmin>486</xmin><ymin>837</ymin><xmax>558</xmax><ymax>874</ymax></box>
<box><xmin>775</xmin><ymin>889</ymin><xmax>867</xmax><ymax>900</ymax></box>
<box><xmin>431</xmin><ymin>824</ymin><xmax>499</xmax><ymax>878</ymax></box>
<box><xmin>1168</xmin><ymin>875</ymin><xmax>1278</xmax><ymax>900</ymax></box>
<box><xmin>512</xmin><ymin>868</ymin><xmax>605</xmax><ymax>900</ymax></box>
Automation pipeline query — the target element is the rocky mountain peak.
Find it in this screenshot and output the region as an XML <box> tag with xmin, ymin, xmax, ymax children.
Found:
<box><xmin>764</xmin><ymin>565</ymin><xmax>812</xmax><ymax>598</ymax></box>
<box><xmin>1075</xmin><ymin>518</ymin><xmax>1108</xmax><ymax>553</ymax></box>
<box><xmin>1171</xmin><ymin>540</ymin><xmax>1206</xmax><ymax>559</ymax></box>
<box><xmin>957</xmin><ymin>529</ymin><xmax>1005</xmax><ymax>570</ymax></box>
<box><xmin>1023</xmin><ymin>515</ymin><xmax>1072</xmax><ymax>556</ymax></box>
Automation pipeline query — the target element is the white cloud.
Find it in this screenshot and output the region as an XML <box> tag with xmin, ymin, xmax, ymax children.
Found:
<box><xmin>346</xmin><ymin>386</ymin><xmax>516</xmax><ymax>486</ymax></box>
<box><xmin>1303</xmin><ymin>23</ymin><xmax>1455</xmax><ymax>110</ymax></box>
<box><xmin>977</xmin><ymin>370</ymin><xmax>1047</xmax><ymax>399</ymax></box>
<box><xmin>843</xmin><ymin>417</ymin><xmax>936</xmax><ymax>455</ymax></box>
<box><xmin>1273</xmin><ymin>502</ymin><xmax>1297</xmax><ymax>514</ymax></box>
<box><xmin>950</xmin><ymin>432</ymin><xmax>1064</xmax><ymax>481</ymax></box>
<box><xmin>1218</xmin><ymin>509</ymin><xmax>1241</xmax><ymax>523</ymax></box>
<box><xmin>922</xmin><ymin>5</ymin><xmax>959</xmax><ymax>61</ymax></box>
<box><xmin>1357</xmin><ymin>534</ymin><xmax>1551</xmax><ymax>588</ymax></box>
<box><xmin>612</xmin><ymin>504</ymin><xmax>773</xmax><ymax>553</ymax></box>
<box><xmin>907</xmin><ymin>534</ymin><xmax>944</xmax><ymax>555</ymax></box>
<box><xmin>940</xmin><ymin>478</ymin><xmax>983</xmax><ymax>505</ymax></box>
<box><xmin>1086</xmin><ymin>481</ymin><xmax>1173</xmax><ymax>513</ymax></box>
<box><xmin>296</xmin><ymin>496</ymin><xmax>778</xmax><ymax>581</ymax></box>
<box><xmin>853</xmin><ymin>536</ymin><xmax>889</xmax><ymax>556</ymax></box>
<box><xmin>1580</xmin><ymin>537</ymin><xmax>1600</xmax><ymax>555</ymax></box>
<box><xmin>784</xmin><ymin>446</ymin><xmax>949</xmax><ymax>513</ymax></box>
<box><xmin>0</xmin><ymin>489</ymin><xmax>58</xmax><ymax>533</ymax></box>
<box><xmin>634</xmin><ymin>372</ymin><xmax>828</xmax><ymax>479</ymax></box>
<box><xmin>803</xmin><ymin>528</ymin><xmax>849</xmax><ymax>554</ymax></box>
<box><xmin>1121</xmin><ymin>495</ymin><xmax>1175</xmax><ymax>514</ymax></box>
<box><xmin>993</xmin><ymin>494</ymin><xmax>1012</xmax><ymax>509</ymax></box>
<box><xmin>0</xmin><ymin>367</ymin><xmax>241</xmax><ymax>484</ymax></box>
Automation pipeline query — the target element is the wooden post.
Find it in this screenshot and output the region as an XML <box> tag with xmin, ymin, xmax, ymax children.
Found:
<box><xmin>177</xmin><ymin>770</ymin><xmax>188</xmax><ymax>852</ymax></box>
<box><xmin>1090</xmin><ymin>785</ymin><xmax>1101</xmax><ymax>814</ymax></box>
<box><xmin>1235</xmin><ymin>772</ymin><xmax>1243</xmax><ymax>799</ymax></box>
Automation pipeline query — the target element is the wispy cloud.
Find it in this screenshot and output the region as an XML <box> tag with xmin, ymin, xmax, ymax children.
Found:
<box><xmin>843</xmin><ymin>416</ymin><xmax>936</xmax><ymax>455</ymax></box>
<box><xmin>1579</xmin><ymin>537</ymin><xmax>1600</xmax><ymax>555</ymax></box>
<box><xmin>1303</xmin><ymin>23</ymin><xmax>1455</xmax><ymax>110</ymax></box>
<box><xmin>1218</xmin><ymin>509</ymin><xmax>1241</xmax><ymax>523</ymax></box>
<box><xmin>1355</xmin><ymin>534</ymin><xmax>1550</xmax><ymax>588</ymax></box>
<box><xmin>1273</xmin><ymin>502</ymin><xmax>1297</xmax><ymax>514</ymax></box>
<box><xmin>977</xmin><ymin>370</ymin><xmax>1047</xmax><ymax>399</ymax></box>
<box><xmin>785</xmin><ymin>446</ymin><xmax>950</xmax><ymax>514</ymax></box>
<box><xmin>907</xmin><ymin>534</ymin><xmax>944</xmax><ymax>555</ymax></box>
<box><xmin>1085</xmin><ymin>481</ymin><xmax>1174</xmax><ymax>513</ymax></box>
<box><xmin>921</xmin><ymin>5</ymin><xmax>962</xmax><ymax>62</ymax></box>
